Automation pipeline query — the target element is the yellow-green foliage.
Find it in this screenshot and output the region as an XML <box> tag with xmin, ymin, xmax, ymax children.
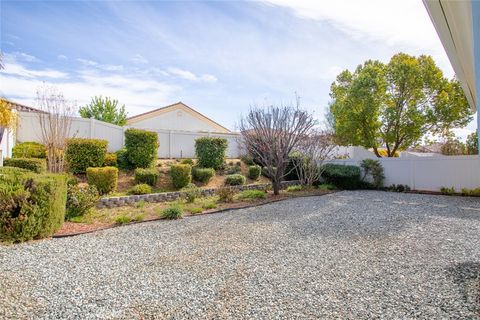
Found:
<box><xmin>134</xmin><ymin>168</ymin><xmax>159</xmax><ymax>186</ymax></box>
<box><xmin>238</xmin><ymin>189</ymin><xmax>266</xmax><ymax>200</ymax></box>
<box><xmin>170</xmin><ymin>164</ymin><xmax>192</xmax><ymax>189</ymax></box>
<box><xmin>287</xmin><ymin>185</ymin><xmax>303</xmax><ymax>192</ymax></box>
<box><xmin>103</xmin><ymin>153</ymin><xmax>117</xmax><ymax>167</ymax></box>
<box><xmin>0</xmin><ymin>99</ymin><xmax>16</xmax><ymax>129</ymax></box>
<box><xmin>12</xmin><ymin>142</ymin><xmax>46</xmax><ymax>158</ymax></box>
<box><xmin>0</xmin><ymin>167</ymin><xmax>67</xmax><ymax>243</ymax></box>
<box><xmin>65</xmin><ymin>138</ymin><xmax>108</xmax><ymax>174</ymax></box>
<box><xmin>86</xmin><ymin>166</ymin><xmax>118</xmax><ymax>195</ymax></box>
<box><xmin>127</xmin><ymin>183</ymin><xmax>152</xmax><ymax>195</ymax></box>
<box><xmin>4</xmin><ymin>157</ymin><xmax>46</xmax><ymax>173</ymax></box>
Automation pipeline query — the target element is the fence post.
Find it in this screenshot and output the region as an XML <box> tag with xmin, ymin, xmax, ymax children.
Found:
<box><xmin>90</xmin><ymin>118</ymin><xmax>95</xmax><ymax>138</ymax></box>
<box><xmin>122</xmin><ymin>127</ymin><xmax>126</xmax><ymax>147</ymax></box>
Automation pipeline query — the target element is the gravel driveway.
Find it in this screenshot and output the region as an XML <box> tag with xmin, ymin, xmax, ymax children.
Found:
<box><xmin>1</xmin><ymin>190</ymin><xmax>479</xmax><ymax>319</ymax></box>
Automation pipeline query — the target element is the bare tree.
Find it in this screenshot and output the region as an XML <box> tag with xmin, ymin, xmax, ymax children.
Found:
<box><xmin>293</xmin><ymin>130</ymin><xmax>336</xmax><ymax>186</ymax></box>
<box><xmin>36</xmin><ymin>86</ymin><xmax>75</xmax><ymax>173</ymax></box>
<box><xmin>239</xmin><ymin>103</ymin><xmax>316</xmax><ymax>195</ymax></box>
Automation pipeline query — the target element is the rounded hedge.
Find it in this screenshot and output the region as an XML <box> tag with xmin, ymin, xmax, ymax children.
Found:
<box><xmin>65</xmin><ymin>138</ymin><xmax>108</xmax><ymax>174</ymax></box>
<box><xmin>134</xmin><ymin>168</ymin><xmax>159</xmax><ymax>186</ymax></box>
<box><xmin>86</xmin><ymin>166</ymin><xmax>118</xmax><ymax>195</ymax></box>
<box><xmin>195</xmin><ymin>137</ymin><xmax>228</xmax><ymax>169</ymax></box>
<box><xmin>127</xmin><ymin>183</ymin><xmax>152</xmax><ymax>195</ymax></box>
<box><xmin>192</xmin><ymin>167</ymin><xmax>215</xmax><ymax>184</ymax></box>
<box><xmin>124</xmin><ymin>128</ymin><xmax>159</xmax><ymax>169</ymax></box>
<box><xmin>248</xmin><ymin>165</ymin><xmax>261</xmax><ymax>180</ymax></box>
<box><xmin>3</xmin><ymin>157</ymin><xmax>46</xmax><ymax>173</ymax></box>
<box><xmin>170</xmin><ymin>164</ymin><xmax>192</xmax><ymax>189</ymax></box>
<box><xmin>322</xmin><ymin>164</ymin><xmax>361</xmax><ymax>190</ymax></box>
<box><xmin>224</xmin><ymin>174</ymin><xmax>246</xmax><ymax>186</ymax></box>
<box><xmin>12</xmin><ymin>141</ymin><xmax>46</xmax><ymax>158</ymax></box>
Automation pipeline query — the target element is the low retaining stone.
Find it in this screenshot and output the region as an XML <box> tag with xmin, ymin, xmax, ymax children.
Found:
<box><xmin>97</xmin><ymin>180</ymin><xmax>299</xmax><ymax>208</ymax></box>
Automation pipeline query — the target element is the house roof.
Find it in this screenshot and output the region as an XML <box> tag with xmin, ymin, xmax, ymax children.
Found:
<box><xmin>126</xmin><ymin>101</ymin><xmax>231</xmax><ymax>133</ymax></box>
<box><xmin>1</xmin><ymin>99</ymin><xmax>46</xmax><ymax>113</ymax></box>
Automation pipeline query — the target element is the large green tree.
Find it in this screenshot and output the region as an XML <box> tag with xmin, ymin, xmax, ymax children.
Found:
<box><xmin>328</xmin><ymin>53</ymin><xmax>472</xmax><ymax>157</ymax></box>
<box><xmin>79</xmin><ymin>96</ymin><xmax>128</xmax><ymax>126</ymax></box>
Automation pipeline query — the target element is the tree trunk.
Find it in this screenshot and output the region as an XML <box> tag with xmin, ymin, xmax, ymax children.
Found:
<box><xmin>272</xmin><ymin>180</ymin><xmax>281</xmax><ymax>195</ymax></box>
<box><xmin>373</xmin><ymin>147</ymin><xmax>382</xmax><ymax>158</ymax></box>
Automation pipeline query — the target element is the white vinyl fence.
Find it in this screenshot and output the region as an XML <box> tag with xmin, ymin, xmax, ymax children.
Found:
<box><xmin>16</xmin><ymin>112</ymin><xmax>241</xmax><ymax>158</ymax></box>
<box><xmin>327</xmin><ymin>155</ymin><xmax>480</xmax><ymax>192</ymax></box>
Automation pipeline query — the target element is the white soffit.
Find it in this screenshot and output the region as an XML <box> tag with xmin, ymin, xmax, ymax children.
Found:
<box><xmin>423</xmin><ymin>0</ymin><xmax>476</xmax><ymax>110</ymax></box>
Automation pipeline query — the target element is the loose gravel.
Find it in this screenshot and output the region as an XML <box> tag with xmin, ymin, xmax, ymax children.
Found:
<box><xmin>1</xmin><ymin>190</ymin><xmax>479</xmax><ymax>319</ymax></box>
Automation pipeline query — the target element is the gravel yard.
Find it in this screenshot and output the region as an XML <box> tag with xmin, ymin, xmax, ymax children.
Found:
<box><xmin>1</xmin><ymin>190</ymin><xmax>479</xmax><ymax>319</ymax></box>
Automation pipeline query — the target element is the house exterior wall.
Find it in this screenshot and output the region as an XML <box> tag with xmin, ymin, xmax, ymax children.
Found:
<box><xmin>129</xmin><ymin>109</ymin><xmax>227</xmax><ymax>133</ymax></box>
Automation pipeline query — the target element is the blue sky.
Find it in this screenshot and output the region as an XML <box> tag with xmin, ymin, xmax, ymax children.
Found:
<box><xmin>0</xmin><ymin>0</ymin><xmax>475</xmax><ymax>137</ymax></box>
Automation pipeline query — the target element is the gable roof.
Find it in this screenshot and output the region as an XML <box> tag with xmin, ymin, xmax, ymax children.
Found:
<box><xmin>126</xmin><ymin>101</ymin><xmax>231</xmax><ymax>133</ymax></box>
<box><xmin>1</xmin><ymin>99</ymin><xmax>46</xmax><ymax>113</ymax></box>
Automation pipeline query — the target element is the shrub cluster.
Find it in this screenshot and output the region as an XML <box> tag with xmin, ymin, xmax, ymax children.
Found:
<box><xmin>4</xmin><ymin>157</ymin><xmax>46</xmax><ymax>173</ymax></box>
<box><xmin>66</xmin><ymin>185</ymin><xmax>99</xmax><ymax>219</ymax></box>
<box><xmin>225</xmin><ymin>174</ymin><xmax>246</xmax><ymax>186</ymax></box>
<box><xmin>248</xmin><ymin>165</ymin><xmax>261</xmax><ymax>180</ymax></box>
<box><xmin>12</xmin><ymin>142</ymin><xmax>46</xmax><ymax>158</ymax></box>
<box><xmin>162</xmin><ymin>205</ymin><xmax>183</xmax><ymax>219</ymax></box>
<box><xmin>0</xmin><ymin>167</ymin><xmax>67</xmax><ymax>243</ymax></box>
<box><xmin>181</xmin><ymin>183</ymin><xmax>201</xmax><ymax>203</ymax></box>
<box><xmin>322</xmin><ymin>164</ymin><xmax>361</xmax><ymax>190</ymax></box>
<box><xmin>170</xmin><ymin>164</ymin><xmax>192</xmax><ymax>189</ymax></box>
<box><xmin>127</xmin><ymin>183</ymin><xmax>152</xmax><ymax>195</ymax></box>
<box><xmin>360</xmin><ymin>159</ymin><xmax>385</xmax><ymax>189</ymax></box>
<box><xmin>124</xmin><ymin>128</ymin><xmax>159</xmax><ymax>168</ymax></box>
<box><xmin>104</xmin><ymin>153</ymin><xmax>117</xmax><ymax>167</ymax></box>
<box><xmin>86</xmin><ymin>166</ymin><xmax>118</xmax><ymax>195</ymax></box>
<box><xmin>216</xmin><ymin>186</ymin><xmax>236</xmax><ymax>202</ymax></box>
<box><xmin>226</xmin><ymin>165</ymin><xmax>241</xmax><ymax>174</ymax></box>
<box><xmin>192</xmin><ymin>167</ymin><xmax>215</xmax><ymax>184</ymax></box>
<box><xmin>134</xmin><ymin>168</ymin><xmax>159</xmax><ymax>186</ymax></box>
<box><xmin>195</xmin><ymin>137</ymin><xmax>228</xmax><ymax>169</ymax></box>
<box><xmin>65</xmin><ymin>138</ymin><xmax>108</xmax><ymax>174</ymax></box>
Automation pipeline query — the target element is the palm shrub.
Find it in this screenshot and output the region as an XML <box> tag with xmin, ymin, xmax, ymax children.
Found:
<box><xmin>195</xmin><ymin>137</ymin><xmax>228</xmax><ymax>169</ymax></box>
<box><xmin>66</xmin><ymin>185</ymin><xmax>99</xmax><ymax>219</ymax></box>
<box><xmin>322</xmin><ymin>164</ymin><xmax>361</xmax><ymax>190</ymax></box>
<box><xmin>192</xmin><ymin>167</ymin><xmax>215</xmax><ymax>184</ymax></box>
<box><xmin>170</xmin><ymin>164</ymin><xmax>191</xmax><ymax>189</ymax></box>
<box><xmin>65</xmin><ymin>138</ymin><xmax>108</xmax><ymax>174</ymax></box>
<box><xmin>4</xmin><ymin>157</ymin><xmax>46</xmax><ymax>173</ymax></box>
<box><xmin>0</xmin><ymin>167</ymin><xmax>67</xmax><ymax>243</ymax></box>
<box><xmin>12</xmin><ymin>142</ymin><xmax>46</xmax><ymax>158</ymax></box>
<box><xmin>225</xmin><ymin>174</ymin><xmax>246</xmax><ymax>186</ymax></box>
<box><xmin>248</xmin><ymin>165</ymin><xmax>261</xmax><ymax>180</ymax></box>
<box><xmin>134</xmin><ymin>168</ymin><xmax>159</xmax><ymax>186</ymax></box>
<box><xmin>86</xmin><ymin>166</ymin><xmax>118</xmax><ymax>195</ymax></box>
<box><xmin>124</xmin><ymin>128</ymin><xmax>159</xmax><ymax>168</ymax></box>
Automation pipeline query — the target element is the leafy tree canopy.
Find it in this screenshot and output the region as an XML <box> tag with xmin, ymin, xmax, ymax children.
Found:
<box><xmin>79</xmin><ymin>96</ymin><xmax>128</xmax><ymax>126</ymax></box>
<box><xmin>465</xmin><ymin>131</ymin><xmax>478</xmax><ymax>155</ymax></box>
<box><xmin>328</xmin><ymin>53</ymin><xmax>472</xmax><ymax>157</ymax></box>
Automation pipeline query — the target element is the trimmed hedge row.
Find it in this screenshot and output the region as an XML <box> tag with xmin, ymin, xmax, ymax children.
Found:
<box><xmin>192</xmin><ymin>167</ymin><xmax>215</xmax><ymax>184</ymax></box>
<box><xmin>0</xmin><ymin>167</ymin><xmax>67</xmax><ymax>243</ymax></box>
<box><xmin>65</xmin><ymin>138</ymin><xmax>108</xmax><ymax>174</ymax></box>
<box><xmin>225</xmin><ymin>174</ymin><xmax>246</xmax><ymax>186</ymax></box>
<box><xmin>322</xmin><ymin>164</ymin><xmax>361</xmax><ymax>190</ymax></box>
<box><xmin>134</xmin><ymin>168</ymin><xmax>159</xmax><ymax>186</ymax></box>
<box><xmin>195</xmin><ymin>137</ymin><xmax>227</xmax><ymax>170</ymax></box>
<box><xmin>12</xmin><ymin>141</ymin><xmax>46</xmax><ymax>158</ymax></box>
<box><xmin>86</xmin><ymin>166</ymin><xmax>118</xmax><ymax>195</ymax></box>
<box><xmin>4</xmin><ymin>157</ymin><xmax>46</xmax><ymax>173</ymax></box>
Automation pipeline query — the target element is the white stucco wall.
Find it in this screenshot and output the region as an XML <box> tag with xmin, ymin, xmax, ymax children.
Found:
<box><xmin>129</xmin><ymin>109</ymin><xmax>225</xmax><ymax>132</ymax></box>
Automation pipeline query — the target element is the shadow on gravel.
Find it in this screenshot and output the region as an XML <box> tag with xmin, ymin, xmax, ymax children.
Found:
<box><xmin>447</xmin><ymin>262</ymin><xmax>480</xmax><ymax>314</ymax></box>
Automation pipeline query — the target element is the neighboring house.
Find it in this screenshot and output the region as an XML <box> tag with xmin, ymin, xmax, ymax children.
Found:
<box><xmin>127</xmin><ymin>102</ymin><xmax>231</xmax><ymax>133</ymax></box>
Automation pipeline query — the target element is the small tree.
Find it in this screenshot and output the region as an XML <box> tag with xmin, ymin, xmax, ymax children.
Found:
<box><xmin>36</xmin><ymin>86</ymin><xmax>75</xmax><ymax>173</ymax></box>
<box><xmin>239</xmin><ymin>103</ymin><xmax>316</xmax><ymax>195</ymax></box>
<box><xmin>293</xmin><ymin>131</ymin><xmax>336</xmax><ymax>186</ymax></box>
<box><xmin>441</xmin><ymin>138</ymin><xmax>465</xmax><ymax>156</ymax></box>
<box><xmin>79</xmin><ymin>96</ymin><xmax>127</xmax><ymax>126</ymax></box>
<box><xmin>465</xmin><ymin>131</ymin><xmax>478</xmax><ymax>155</ymax></box>
<box><xmin>0</xmin><ymin>99</ymin><xmax>16</xmax><ymax>130</ymax></box>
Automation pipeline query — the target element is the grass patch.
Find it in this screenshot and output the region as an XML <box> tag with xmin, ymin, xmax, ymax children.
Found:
<box><xmin>115</xmin><ymin>215</ymin><xmax>132</xmax><ymax>224</ymax></box>
<box><xmin>286</xmin><ymin>185</ymin><xmax>303</xmax><ymax>192</ymax></box>
<box><xmin>188</xmin><ymin>207</ymin><xmax>203</xmax><ymax>214</ymax></box>
<box><xmin>317</xmin><ymin>183</ymin><xmax>336</xmax><ymax>191</ymax></box>
<box><xmin>238</xmin><ymin>189</ymin><xmax>267</xmax><ymax>200</ymax></box>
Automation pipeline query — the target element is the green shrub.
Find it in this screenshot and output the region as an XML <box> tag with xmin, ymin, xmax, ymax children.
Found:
<box><xmin>192</xmin><ymin>167</ymin><xmax>215</xmax><ymax>184</ymax></box>
<box><xmin>322</xmin><ymin>164</ymin><xmax>361</xmax><ymax>190</ymax></box>
<box><xmin>12</xmin><ymin>141</ymin><xmax>46</xmax><ymax>158</ymax></box>
<box><xmin>162</xmin><ymin>205</ymin><xmax>183</xmax><ymax>219</ymax></box>
<box><xmin>66</xmin><ymin>185</ymin><xmax>99</xmax><ymax>219</ymax></box>
<box><xmin>238</xmin><ymin>189</ymin><xmax>266</xmax><ymax>200</ymax></box>
<box><xmin>317</xmin><ymin>183</ymin><xmax>336</xmax><ymax>191</ymax></box>
<box><xmin>170</xmin><ymin>164</ymin><xmax>192</xmax><ymax>189</ymax></box>
<box><xmin>216</xmin><ymin>186</ymin><xmax>236</xmax><ymax>202</ymax></box>
<box><xmin>115</xmin><ymin>148</ymin><xmax>130</xmax><ymax>170</ymax></box>
<box><xmin>225</xmin><ymin>174</ymin><xmax>246</xmax><ymax>186</ymax></box>
<box><xmin>202</xmin><ymin>200</ymin><xmax>217</xmax><ymax>210</ymax></box>
<box><xmin>124</xmin><ymin>128</ymin><xmax>159</xmax><ymax>168</ymax></box>
<box><xmin>180</xmin><ymin>158</ymin><xmax>194</xmax><ymax>165</ymax></box>
<box><xmin>65</xmin><ymin>138</ymin><xmax>108</xmax><ymax>174</ymax></box>
<box><xmin>195</xmin><ymin>137</ymin><xmax>228</xmax><ymax>169</ymax></box>
<box><xmin>440</xmin><ymin>186</ymin><xmax>456</xmax><ymax>195</ymax></box>
<box><xmin>240</xmin><ymin>154</ymin><xmax>255</xmax><ymax>165</ymax></box>
<box><xmin>127</xmin><ymin>183</ymin><xmax>152</xmax><ymax>195</ymax></box>
<box><xmin>461</xmin><ymin>188</ymin><xmax>480</xmax><ymax>196</ymax></box>
<box><xmin>134</xmin><ymin>168</ymin><xmax>159</xmax><ymax>186</ymax></box>
<box><xmin>3</xmin><ymin>157</ymin><xmax>46</xmax><ymax>173</ymax></box>
<box><xmin>115</xmin><ymin>215</ymin><xmax>132</xmax><ymax>224</ymax></box>
<box><xmin>86</xmin><ymin>166</ymin><xmax>118</xmax><ymax>195</ymax></box>
<box><xmin>0</xmin><ymin>169</ymin><xmax>67</xmax><ymax>243</ymax></box>
<box><xmin>104</xmin><ymin>153</ymin><xmax>117</xmax><ymax>167</ymax></box>
<box><xmin>360</xmin><ymin>159</ymin><xmax>385</xmax><ymax>188</ymax></box>
<box><xmin>189</xmin><ymin>207</ymin><xmax>203</xmax><ymax>214</ymax></box>
<box><xmin>387</xmin><ymin>184</ymin><xmax>411</xmax><ymax>192</ymax></box>
<box><xmin>248</xmin><ymin>165</ymin><xmax>261</xmax><ymax>180</ymax></box>
<box><xmin>181</xmin><ymin>183</ymin><xmax>201</xmax><ymax>203</ymax></box>
<box><xmin>226</xmin><ymin>165</ymin><xmax>241</xmax><ymax>174</ymax></box>
<box><xmin>287</xmin><ymin>185</ymin><xmax>303</xmax><ymax>192</ymax></box>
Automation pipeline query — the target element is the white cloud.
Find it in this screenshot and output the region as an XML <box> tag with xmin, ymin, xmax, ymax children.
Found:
<box><xmin>57</xmin><ymin>55</ymin><xmax>68</xmax><ymax>60</ymax></box>
<box><xmin>15</xmin><ymin>52</ymin><xmax>40</xmax><ymax>62</ymax></box>
<box><xmin>2</xmin><ymin>61</ymin><xmax>68</xmax><ymax>79</ymax></box>
<box><xmin>167</xmin><ymin>67</ymin><xmax>217</xmax><ymax>82</ymax></box>
<box><xmin>131</xmin><ymin>54</ymin><xmax>149</xmax><ymax>64</ymax></box>
<box><xmin>77</xmin><ymin>58</ymin><xmax>98</xmax><ymax>66</ymax></box>
<box><xmin>76</xmin><ymin>58</ymin><xmax>123</xmax><ymax>72</ymax></box>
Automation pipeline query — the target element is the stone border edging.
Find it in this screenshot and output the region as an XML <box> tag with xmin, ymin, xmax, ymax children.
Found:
<box><xmin>97</xmin><ymin>180</ymin><xmax>300</xmax><ymax>208</ymax></box>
